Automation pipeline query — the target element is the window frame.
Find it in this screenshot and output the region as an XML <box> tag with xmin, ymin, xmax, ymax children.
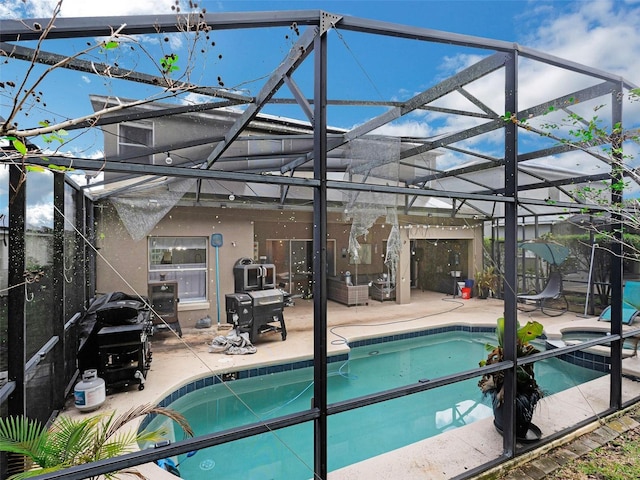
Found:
<box><xmin>118</xmin><ymin>121</ymin><xmax>154</xmax><ymax>164</ymax></box>
<box><xmin>148</xmin><ymin>236</ymin><xmax>208</xmax><ymax>304</ymax></box>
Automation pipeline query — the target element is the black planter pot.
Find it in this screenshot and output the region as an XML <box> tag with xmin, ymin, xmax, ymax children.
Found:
<box><xmin>492</xmin><ymin>393</ymin><xmax>542</xmax><ymax>442</ymax></box>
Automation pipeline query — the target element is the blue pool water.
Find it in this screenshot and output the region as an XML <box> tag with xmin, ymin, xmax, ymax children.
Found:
<box><xmin>146</xmin><ymin>330</ymin><xmax>605</xmax><ymax>479</ymax></box>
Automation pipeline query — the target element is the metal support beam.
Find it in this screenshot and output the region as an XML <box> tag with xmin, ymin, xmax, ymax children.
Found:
<box><xmin>279</xmin><ymin>170</ymin><xmax>297</xmax><ymax>206</ymax></box>
<box><xmin>62</xmin><ymin>101</ymin><xmax>246</xmax><ymax>132</ymax></box>
<box><xmin>52</xmin><ymin>174</ymin><xmax>65</xmax><ymax>410</ymax></box>
<box><xmin>487</xmin><ymin>172</ymin><xmax>612</xmax><ymax>196</ymax></box>
<box><xmin>73</xmin><ymin>186</ymin><xmax>86</xmax><ymax>308</ymax></box>
<box><xmin>0</xmin><ymin>11</ymin><xmax>324</xmax><ymax>41</ymax></box>
<box><xmin>0</xmin><ymin>381</ymin><xmax>16</xmax><ymax>405</ymax></box>
<box><xmin>24</xmin><ymin>154</ymin><xmax>319</xmax><ymax>187</ymax></box>
<box><xmin>312</xmin><ymin>27</ymin><xmax>328</xmax><ymax>480</ymax></box>
<box><xmin>23</xmin><ymin>337</ymin><xmax>59</xmax><ymax>374</ymax></box>
<box><xmin>283</xmin><ymin>75</ymin><xmax>314</xmax><ymax>123</ymax></box>
<box><xmin>203</xmin><ymin>26</ymin><xmax>319</xmax><ymax>169</ymax></box>
<box><xmin>457</xmin><ymin>86</ymin><xmax>498</xmax><ymax>116</ymax></box>
<box><xmin>610</xmin><ymin>81</ymin><xmax>624</xmax><ymax>409</ymax></box>
<box><xmin>411</xmin><ymin>81</ymin><xmax>621</xmax><ymax>186</ymax></box>
<box><xmin>282</xmin><ymin>52</ymin><xmax>510</xmax><ymax>173</ymax></box>
<box><xmin>502</xmin><ymin>51</ymin><xmax>519</xmax><ymax>457</ymax></box>
<box><xmin>84</xmin><ymin>194</ymin><xmax>96</xmax><ymax>305</ymax></box>
<box><xmin>0</xmin><ymin>42</ymin><xmax>251</xmax><ymax>104</ymax></box>
<box><xmin>8</xmin><ymin>165</ymin><xmax>26</xmax><ymax>417</ymax></box>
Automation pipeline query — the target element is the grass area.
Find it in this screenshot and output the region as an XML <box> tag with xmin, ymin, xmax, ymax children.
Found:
<box><xmin>492</xmin><ymin>406</ymin><xmax>640</xmax><ymax>480</ymax></box>
<box><xmin>547</xmin><ymin>425</ymin><xmax>640</xmax><ymax>480</ymax></box>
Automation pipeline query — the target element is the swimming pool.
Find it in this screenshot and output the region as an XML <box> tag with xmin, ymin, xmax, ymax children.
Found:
<box><xmin>145</xmin><ymin>329</ymin><xmax>605</xmax><ymax>479</ymax></box>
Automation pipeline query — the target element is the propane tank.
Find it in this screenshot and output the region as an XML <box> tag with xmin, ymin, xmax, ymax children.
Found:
<box><xmin>74</xmin><ymin>369</ymin><xmax>106</xmax><ymax>411</ymax></box>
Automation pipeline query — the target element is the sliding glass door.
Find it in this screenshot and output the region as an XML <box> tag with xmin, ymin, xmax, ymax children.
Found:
<box><xmin>267</xmin><ymin>239</ymin><xmax>335</xmax><ymax>296</ymax></box>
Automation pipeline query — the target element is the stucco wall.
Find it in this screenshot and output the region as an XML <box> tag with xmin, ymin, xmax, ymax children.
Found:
<box><xmin>96</xmin><ymin>204</ymin><xmax>254</xmax><ymax>327</ymax></box>
<box><xmin>97</xmin><ymin>202</ymin><xmax>485</xmax><ymax>325</ymax></box>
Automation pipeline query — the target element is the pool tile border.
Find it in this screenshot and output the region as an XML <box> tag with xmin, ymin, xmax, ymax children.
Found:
<box><xmin>545</xmin><ymin>339</ymin><xmax>612</xmax><ymax>373</ymax></box>
<box><xmin>348</xmin><ymin>325</ymin><xmax>495</xmax><ymax>348</ymax></box>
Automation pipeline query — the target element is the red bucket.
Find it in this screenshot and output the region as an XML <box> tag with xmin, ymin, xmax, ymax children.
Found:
<box><xmin>461</xmin><ymin>287</ymin><xmax>471</xmax><ymax>299</ymax></box>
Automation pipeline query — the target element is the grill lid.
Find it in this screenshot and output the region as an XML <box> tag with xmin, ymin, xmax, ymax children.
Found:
<box><xmin>247</xmin><ymin>289</ymin><xmax>283</xmax><ymax>305</ymax></box>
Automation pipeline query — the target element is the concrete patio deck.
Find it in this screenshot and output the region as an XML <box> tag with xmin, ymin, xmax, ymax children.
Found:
<box><xmin>65</xmin><ymin>290</ymin><xmax>640</xmax><ymax>479</ymax></box>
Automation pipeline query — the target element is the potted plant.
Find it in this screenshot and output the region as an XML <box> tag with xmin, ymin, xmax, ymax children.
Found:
<box><xmin>478</xmin><ymin>317</ymin><xmax>544</xmax><ymax>441</ymax></box>
<box><xmin>475</xmin><ymin>265</ymin><xmax>499</xmax><ymax>299</ymax></box>
<box><xmin>0</xmin><ymin>403</ymin><xmax>193</xmax><ymax>479</ymax></box>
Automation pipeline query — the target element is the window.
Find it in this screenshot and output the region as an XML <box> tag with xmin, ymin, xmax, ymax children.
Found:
<box><xmin>118</xmin><ymin>121</ymin><xmax>153</xmax><ymax>163</ymax></box>
<box><xmin>148</xmin><ymin>237</ymin><xmax>207</xmax><ymax>303</ymax></box>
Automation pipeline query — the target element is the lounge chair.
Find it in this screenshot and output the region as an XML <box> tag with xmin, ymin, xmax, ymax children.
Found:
<box><xmin>598</xmin><ymin>281</ymin><xmax>640</xmax><ymax>325</ymax></box>
<box><xmin>517</xmin><ymin>270</ymin><xmax>568</xmax><ymax>317</ymax></box>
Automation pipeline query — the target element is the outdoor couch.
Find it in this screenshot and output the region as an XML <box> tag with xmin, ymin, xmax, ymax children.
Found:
<box><xmin>327</xmin><ymin>276</ymin><xmax>369</xmax><ymax>306</ymax></box>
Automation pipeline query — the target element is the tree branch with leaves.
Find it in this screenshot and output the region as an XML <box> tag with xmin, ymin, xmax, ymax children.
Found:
<box><xmin>508</xmin><ymin>88</ymin><xmax>640</xmax><ymax>262</ymax></box>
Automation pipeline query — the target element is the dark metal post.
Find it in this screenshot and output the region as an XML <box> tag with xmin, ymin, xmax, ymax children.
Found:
<box><xmin>609</xmin><ymin>82</ymin><xmax>624</xmax><ymax>409</ymax></box>
<box><xmin>73</xmin><ymin>186</ymin><xmax>83</xmax><ymax>307</ymax></box>
<box><xmin>52</xmin><ymin>173</ymin><xmax>65</xmax><ymax>409</ymax></box>
<box><xmin>7</xmin><ymin>165</ymin><xmax>26</xmax><ymax>417</ymax></box>
<box><xmin>85</xmin><ymin>194</ymin><xmax>96</xmax><ymax>305</ymax></box>
<box><xmin>312</xmin><ymin>26</ymin><xmax>328</xmax><ymax>480</ymax></box>
<box><xmin>502</xmin><ymin>51</ymin><xmax>519</xmax><ymax>456</ymax></box>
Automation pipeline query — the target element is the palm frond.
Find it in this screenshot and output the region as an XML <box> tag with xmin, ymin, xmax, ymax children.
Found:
<box><xmin>135</xmin><ymin>427</ymin><xmax>169</xmax><ymax>446</ymax></box>
<box><xmin>100</xmin><ymin>437</ymin><xmax>139</xmax><ymax>459</ymax></box>
<box><xmin>483</xmin><ymin>342</ymin><xmax>497</xmax><ymax>352</ymax></box>
<box><xmin>0</xmin><ymin>416</ymin><xmax>49</xmax><ymax>467</ymax></box>
<box><xmin>46</xmin><ymin>414</ymin><xmax>104</xmax><ymax>465</ymax></box>
<box><xmin>146</xmin><ymin>406</ymin><xmax>194</xmax><ymax>438</ymax></box>
<box><xmin>106</xmin><ymin>403</ymin><xmax>194</xmax><ymax>440</ymax></box>
<box><xmin>0</xmin><ymin>404</ymin><xmax>192</xmax><ymax>478</ymax></box>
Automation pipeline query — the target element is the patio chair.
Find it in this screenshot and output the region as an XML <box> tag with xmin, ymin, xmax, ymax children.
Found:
<box><xmin>517</xmin><ymin>270</ymin><xmax>568</xmax><ymax>317</ymax></box>
<box><xmin>598</xmin><ymin>280</ymin><xmax>640</xmax><ymax>325</ymax></box>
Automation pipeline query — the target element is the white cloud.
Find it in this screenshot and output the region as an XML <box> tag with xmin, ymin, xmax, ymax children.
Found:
<box><xmin>181</xmin><ymin>92</ymin><xmax>213</xmax><ymax>105</ymax></box>
<box><xmin>521</xmin><ymin>0</ymin><xmax>640</xmax><ymax>84</ymax></box>
<box><xmin>1</xmin><ymin>0</ymin><xmax>185</xmax><ymax>19</ymax></box>
<box><xmin>426</xmin><ymin>0</ymin><xmax>640</xmax><ymax>145</ymax></box>
<box><xmin>373</xmin><ymin>119</ymin><xmax>434</xmax><ymax>138</ymax></box>
<box><xmin>437</xmin><ymin>53</ymin><xmax>486</xmax><ymax>78</ymax></box>
<box><xmin>26</xmin><ymin>202</ymin><xmax>54</xmax><ymax>228</ymax></box>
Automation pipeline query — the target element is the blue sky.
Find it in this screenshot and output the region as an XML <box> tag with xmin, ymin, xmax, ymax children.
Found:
<box><xmin>1</xmin><ymin>0</ymin><xmax>640</xmax><ymax>226</ymax></box>
<box><xmin>2</xmin><ymin>1</ymin><xmax>639</xmax><ymax>139</ymax></box>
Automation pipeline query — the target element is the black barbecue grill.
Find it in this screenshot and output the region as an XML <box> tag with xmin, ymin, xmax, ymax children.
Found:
<box><xmin>77</xmin><ymin>292</ymin><xmax>153</xmax><ymax>391</ymax></box>
<box><xmin>225</xmin><ymin>258</ymin><xmax>287</xmax><ymax>342</ymax></box>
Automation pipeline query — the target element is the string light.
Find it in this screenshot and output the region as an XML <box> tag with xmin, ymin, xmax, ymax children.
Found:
<box><xmin>400</xmin><ymin>223</ymin><xmax>481</xmax><ymax>232</ymax></box>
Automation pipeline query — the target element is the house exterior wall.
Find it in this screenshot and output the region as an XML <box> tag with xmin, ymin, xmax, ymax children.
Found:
<box><xmin>97</xmin><ymin>201</ymin><xmax>484</xmax><ymax>327</ymax></box>
<box><xmin>95</xmin><ymin>102</ymin><xmax>484</xmax><ymax>321</ymax></box>
<box><xmin>96</xmin><ymin>204</ymin><xmax>254</xmax><ymax>327</ymax></box>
